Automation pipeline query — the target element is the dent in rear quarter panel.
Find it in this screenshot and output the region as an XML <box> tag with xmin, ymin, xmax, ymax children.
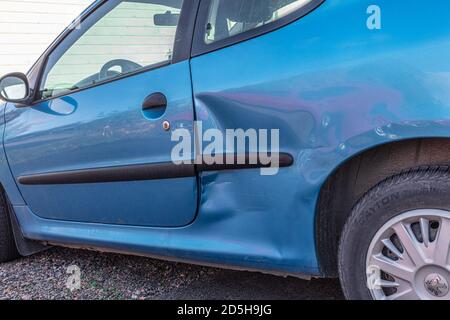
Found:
<box><xmin>191</xmin><ymin>0</ymin><xmax>450</xmax><ymax>274</ymax></box>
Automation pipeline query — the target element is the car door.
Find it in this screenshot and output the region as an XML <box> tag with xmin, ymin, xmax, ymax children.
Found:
<box><xmin>4</xmin><ymin>0</ymin><xmax>199</xmax><ymax>227</ymax></box>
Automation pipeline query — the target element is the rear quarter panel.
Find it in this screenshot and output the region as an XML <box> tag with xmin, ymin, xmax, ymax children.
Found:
<box><xmin>190</xmin><ymin>0</ymin><xmax>450</xmax><ymax>273</ymax></box>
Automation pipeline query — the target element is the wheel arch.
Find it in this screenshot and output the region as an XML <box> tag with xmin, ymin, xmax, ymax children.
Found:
<box><xmin>315</xmin><ymin>137</ymin><xmax>450</xmax><ymax>277</ymax></box>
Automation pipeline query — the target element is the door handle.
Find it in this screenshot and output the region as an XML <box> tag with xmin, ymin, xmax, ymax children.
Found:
<box><xmin>142</xmin><ymin>92</ymin><xmax>167</xmax><ymax>111</ymax></box>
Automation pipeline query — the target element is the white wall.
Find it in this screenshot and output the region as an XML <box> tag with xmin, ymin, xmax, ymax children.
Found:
<box><xmin>0</xmin><ymin>0</ymin><xmax>94</xmax><ymax>76</ymax></box>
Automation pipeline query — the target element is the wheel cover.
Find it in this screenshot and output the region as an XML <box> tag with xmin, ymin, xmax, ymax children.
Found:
<box><xmin>366</xmin><ymin>209</ymin><xmax>450</xmax><ymax>300</ymax></box>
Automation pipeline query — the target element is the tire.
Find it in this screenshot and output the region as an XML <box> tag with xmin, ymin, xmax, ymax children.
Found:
<box><xmin>0</xmin><ymin>192</ymin><xmax>20</xmax><ymax>263</ymax></box>
<box><xmin>339</xmin><ymin>166</ymin><xmax>450</xmax><ymax>300</ymax></box>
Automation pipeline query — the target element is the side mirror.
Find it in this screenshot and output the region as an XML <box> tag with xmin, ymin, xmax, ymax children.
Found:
<box><xmin>0</xmin><ymin>72</ymin><xmax>31</xmax><ymax>106</ymax></box>
<box><xmin>154</xmin><ymin>11</ymin><xmax>180</xmax><ymax>26</ymax></box>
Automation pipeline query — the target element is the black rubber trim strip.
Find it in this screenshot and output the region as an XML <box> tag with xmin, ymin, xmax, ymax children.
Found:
<box><xmin>197</xmin><ymin>153</ymin><xmax>294</xmax><ymax>172</ymax></box>
<box><xmin>18</xmin><ymin>163</ymin><xmax>196</xmax><ymax>185</ymax></box>
<box><xmin>17</xmin><ymin>153</ymin><xmax>294</xmax><ymax>185</ymax></box>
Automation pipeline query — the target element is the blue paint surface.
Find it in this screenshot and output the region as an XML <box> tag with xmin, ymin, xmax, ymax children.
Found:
<box><xmin>1</xmin><ymin>0</ymin><xmax>450</xmax><ymax>275</ymax></box>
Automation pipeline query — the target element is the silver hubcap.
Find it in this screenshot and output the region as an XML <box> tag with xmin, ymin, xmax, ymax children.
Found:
<box><xmin>366</xmin><ymin>210</ymin><xmax>450</xmax><ymax>300</ymax></box>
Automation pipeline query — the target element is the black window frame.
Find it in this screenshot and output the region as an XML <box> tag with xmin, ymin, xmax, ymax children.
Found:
<box><xmin>191</xmin><ymin>0</ymin><xmax>325</xmax><ymax>57</ymax></box>
<box><xmin>29</xmin><ymin>0</ymin><xmax>200</xmax><ymax>105</ymax></box>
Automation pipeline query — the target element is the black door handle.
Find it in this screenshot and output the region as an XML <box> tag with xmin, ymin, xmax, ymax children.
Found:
<box><xmin>142</xmin><ymin>92</ymin><xmax>167</xmax><ymax>110</ymax></box>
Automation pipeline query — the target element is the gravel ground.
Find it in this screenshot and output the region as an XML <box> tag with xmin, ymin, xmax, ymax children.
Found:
<box><xmin>0</xmin><ymin>247</ymin><xmax>343</xmax><ymax>300</ymax></box>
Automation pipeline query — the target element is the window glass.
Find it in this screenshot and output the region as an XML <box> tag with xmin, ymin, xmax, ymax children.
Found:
<box><xmin>205</xmin><ymin>0</ymin><xmax>312</xmax><ymax>44</ymax></box>
<box><xmin>41</xmin><ymin>0</ymin><xmax>183</xmax><ymax>99</ymax></box>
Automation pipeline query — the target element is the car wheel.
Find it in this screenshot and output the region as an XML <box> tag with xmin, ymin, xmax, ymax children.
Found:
<box><xmin>0</xmin><ymin>192</ymin><xmax>20</xmax><ymax>263</ymax></box>
<box><xmin>339</xmin><ymin>167</ymin><xmax>450</xmax><ymax>300</ymax></box>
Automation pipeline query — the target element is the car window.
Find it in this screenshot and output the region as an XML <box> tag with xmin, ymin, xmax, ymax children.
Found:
<box><xmin>40</xmin><ymin>0</ymin><xmax>183</xmax><ymax>100</ymax></box>
<box><xmin>205</xmin><ymin>0</ymin><xmax>312</xmax><ymax>44</ymax></box>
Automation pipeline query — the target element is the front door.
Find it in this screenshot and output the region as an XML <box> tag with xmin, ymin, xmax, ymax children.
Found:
<box><xmin>4</xmin><ymin>0</ymin><xmax>198</xmax><ymax>227</ymax></box>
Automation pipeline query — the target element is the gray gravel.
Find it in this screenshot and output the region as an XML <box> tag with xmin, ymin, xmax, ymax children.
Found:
<box><xmin>0</xmin><ymin>247</ymin><xmax>343</xmax><ymax>300</ymax></box>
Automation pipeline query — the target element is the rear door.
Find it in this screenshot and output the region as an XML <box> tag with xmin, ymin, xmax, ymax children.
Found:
<box><xmin>4</xmin><ymin>0</ymin><xmax>199</xmax><ymax>227</ymax></box>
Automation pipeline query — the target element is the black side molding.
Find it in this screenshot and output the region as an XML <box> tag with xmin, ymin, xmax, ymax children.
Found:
<box><xmin>18</xmin><ymin>163</ymin><xmax>196</xmax><ymax>185</ymax></box>
<box><xmin>18</xmin><ymin>153</ymin><xmax>294</xmax><ymax>185</ymax></box>
<box><xmin>196</xmin><ymin>153</ymin><xmax>294</xmax><ymax>172</ymax></box>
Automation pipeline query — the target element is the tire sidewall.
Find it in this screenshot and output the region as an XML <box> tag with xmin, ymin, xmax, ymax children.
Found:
<box><xmin>339</xmin><ymin>169</ymin><xmax>450</xmax><ymax>300</ymax></box>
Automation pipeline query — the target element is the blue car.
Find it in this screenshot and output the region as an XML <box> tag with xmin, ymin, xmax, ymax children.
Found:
<box><xmin>1</xmin><ymin>0</ymin><xmax>450</xmax><ymax>300</ymax></box>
